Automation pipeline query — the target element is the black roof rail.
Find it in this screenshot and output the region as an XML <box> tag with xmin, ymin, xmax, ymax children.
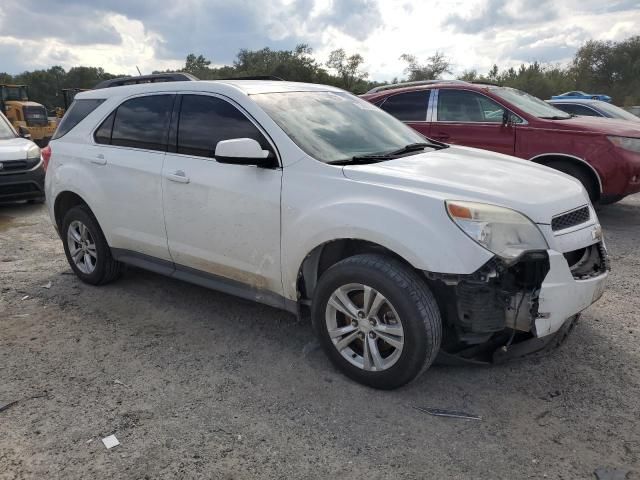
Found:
<box><xmin>219</xmin><ymin>75</ymin><xmax>285</xmax><ymax>81</ymax></box>
<box><xmin>366</xmin><ymin>79</ymin><xmax>468</xmax><ymax>94</ymax></box>
<box><xmin>469</xmin><ymin>81</ymin><xmax>501</xmax><ymax>87</ymax></box>
<box><xmin>93</xmin><ymin>72</ymin><xmax>199</xmax><ymax>89</ymax></box>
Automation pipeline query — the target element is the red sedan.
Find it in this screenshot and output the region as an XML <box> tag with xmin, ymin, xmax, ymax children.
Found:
<box><xmin>362</xmin><ymin>82</ymin><xmax>640</xmax><ymax>203</ymax></box>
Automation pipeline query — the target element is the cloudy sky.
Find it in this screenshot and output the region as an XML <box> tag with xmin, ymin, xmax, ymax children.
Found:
<box><xmin>0</xmin><ymin>0</ymin><xmax>638</xmax><ymax>80</ymax></box>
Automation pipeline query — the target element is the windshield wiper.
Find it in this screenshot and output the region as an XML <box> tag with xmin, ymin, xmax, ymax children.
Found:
<box><xmin>327</xmin><ymin>156</ymin><xmax>389</xmax><ymax>165</ymax></box>
<box><xmin>328</xmin><ymin>142</ymin><xmax>448</xmax><ymax>165</ymax></box>
<box><xmin>385</xmin><ymin>141</ymin><xmax>449</xmax><ymax>156</ymax></box>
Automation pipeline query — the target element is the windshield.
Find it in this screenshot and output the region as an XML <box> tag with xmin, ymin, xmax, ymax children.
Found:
<box><xmin>595</xmin><ymin>102</ymin><xmax>640</xmax><ymax>122</ymax></box>
<box><xmin>252</xmin><ymin>91</ymin><xmax>427</xmax><ymax>163</ymax></box>
<box><xmin>490</xmin><ymin>86</ymin><xmax>571</xmax><ymax>119</ymax></box>
<box><xmin>0</xmin><ymin>113</ymin><xmax>16</xmax><ymax>140</ymax></box>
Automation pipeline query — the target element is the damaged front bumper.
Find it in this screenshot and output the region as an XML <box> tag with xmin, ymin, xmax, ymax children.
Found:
<box><xmin>427</xmin><ymin>225</ymin><xmax>609</xmax><ymax>364</ymax></box>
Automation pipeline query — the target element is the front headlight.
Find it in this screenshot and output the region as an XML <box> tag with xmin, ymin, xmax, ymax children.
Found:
<box><xmin>608</xmin><ymin>136</ymin><xmax>640</xmax><ymax>154</ymax></box>
<box><xmin>446</xmin><ymin>200</ymin><xmax>548</xmax><ymax>260</ymax></box>
<box><xmin>27</xmin><ymin>144</ymin><xmax>41</xmax><ymax>161</ymax></box>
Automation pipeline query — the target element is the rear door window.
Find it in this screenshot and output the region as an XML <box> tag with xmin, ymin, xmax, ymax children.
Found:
<box><xmin>176</xmin><ymin>95</ymin><xmax>269</xmax><ymax>158</ymax></box>
<box><xmin>52</xmin><ymin>99</ymin><xmax>105</xmax><ymax>140</ymax></box>
<box><xmin>104</xmin><ymin>95</ymin><xmax>174</xmax><ymax>151</ymax></box>
<box><xmin>111</xmin><ymin>95</ymin><xmax>174</xmax><ymax>151</ymax></box>
<box><xmin>380</xmin><ymin>91</ymin><xmax>429</xmax><ymax>121</ymax></box>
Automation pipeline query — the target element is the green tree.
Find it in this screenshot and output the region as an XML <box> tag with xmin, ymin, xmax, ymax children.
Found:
<box><xmin>399</xmin><ymin>51</ymin><xmax>451</xmax><ymax>81</ymax></box>
<box><xmin>326</xmin><ymin>48</ymin><xmax>368</xmax><ymax>90</ymax></box>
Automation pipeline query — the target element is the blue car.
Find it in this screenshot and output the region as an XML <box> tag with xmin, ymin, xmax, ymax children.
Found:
<box><xmin>551</xmin><ymin>90</ymin><xmax>612</xmax><ymax>102</ymax></box>
<box><xmin>547</xmin><ymin>99</ymin><xmax>640</xmax><ymax>122</ymax></box>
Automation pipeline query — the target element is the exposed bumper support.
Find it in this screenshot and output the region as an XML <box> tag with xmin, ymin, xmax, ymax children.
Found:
<box><xmin>436</xmin><ymin>315</ymin><xmax>579</xmax><ymax>365</ymax></box>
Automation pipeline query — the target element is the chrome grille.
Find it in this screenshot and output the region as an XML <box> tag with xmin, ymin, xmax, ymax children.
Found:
<box><xmin>551</xmin><ymin>206</ymin><xmax>590</xmax><ymax>231</ymax></box>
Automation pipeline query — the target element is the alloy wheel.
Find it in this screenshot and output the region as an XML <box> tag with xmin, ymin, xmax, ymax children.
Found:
<box><xmin>67</xmin><ymin>220</ymin><xmax>97</xmax><ymax>274</ymax></box>
<box><xmin>325</xmin><ymin>283</ymin><xmax>404</xmax><ymax>371</ymax></box>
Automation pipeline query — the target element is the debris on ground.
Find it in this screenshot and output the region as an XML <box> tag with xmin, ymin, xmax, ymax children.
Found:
<box><xmin>0</xmin><ymin>392</ymin><xmax>49</xmax><ymax>414</ymax></box>
<box><xmin>102</xmin><ymin>435</ymin><xmax>120</xmax><ymax>449</ymax></box>
<box><xmin>21</xmin><ymin>295</ymin><xmax>29</xmax><ymax>300</ymax></box>
<box><xmin>413</xmin><ymin>406</ymin><xmax>482</xmax><ymax>420</ymax></box>
<box><xmin>113</xmin><ymin>379</ymin><xmax>130</xmax><ymax>388</ymax></box>
<box><xmin>0</xmin><ymin>400</ymin><xmax>19</xmax><ymax>413</ymax></box>
<box><xmin>593</xmin><ymin>466</ymin><xmax>630</xmax><ymax>480</ymax></box>
<box><xmin>41</xmin><ymin>281</ymin><xmax>52</xmax><ymax>289</ymax></box>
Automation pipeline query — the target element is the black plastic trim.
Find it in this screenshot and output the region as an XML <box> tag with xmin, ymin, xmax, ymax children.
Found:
<box><xmin>110</xmin><ymin>248</ymin><xmax>296</xmax><ymax>314</ymax></box>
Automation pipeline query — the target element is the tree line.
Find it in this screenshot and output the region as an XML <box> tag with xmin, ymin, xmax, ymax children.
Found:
<box><xmin>1</xmin><ymin>35</ymin><xmax>638</xmax><ymax>110</ymax></box>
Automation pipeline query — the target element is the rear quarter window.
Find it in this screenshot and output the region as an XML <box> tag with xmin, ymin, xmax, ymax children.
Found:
<box><xmin>52</xmin><ymin>99</ymin><xmax>105</xmax><ymax>140</ymax></box>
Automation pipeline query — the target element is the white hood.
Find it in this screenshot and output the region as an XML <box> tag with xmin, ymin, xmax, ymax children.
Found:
<box><xmin>342</xmin><ymin>145</ymin><xmax>589</xmax><ymax>224</ymax></box>
<box><xmin>0</xmin><ymin>137</ymin><xmax>37</xmax><ymax>161</ymax></box>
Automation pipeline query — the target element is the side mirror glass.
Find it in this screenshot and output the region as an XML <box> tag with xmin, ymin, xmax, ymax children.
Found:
<box><xmin>214</xmin><ymin>138</ymin><xmax>276</xmax><ymax>167</ymax></box>
<box><xmin>18</xmin><ymin>126</ymin><xmax>32</xmax><ymax>139</ymax></box>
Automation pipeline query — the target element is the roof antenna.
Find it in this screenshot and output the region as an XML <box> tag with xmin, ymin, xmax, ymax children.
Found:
<box><xmin>136</xmin><ymin>66</ymin><xmax>142</xmax><ymax>76</ymax></box>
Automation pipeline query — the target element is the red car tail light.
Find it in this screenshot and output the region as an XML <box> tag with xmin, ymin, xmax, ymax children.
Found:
<box><xmin>41</xmin><ymin>145</ymin><xmax>52</xmax><ymax>171</ymax></box>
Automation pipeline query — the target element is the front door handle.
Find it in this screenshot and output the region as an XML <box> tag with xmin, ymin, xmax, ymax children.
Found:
<box><xmin>166</xmin><ymin>170</ymin><xmax>190</xmax><ymax>184</ymax></box>
<box><xmin>90</xmin><ymin>153</ymin><xmax>106</xmax><ymax>165</ymax></box>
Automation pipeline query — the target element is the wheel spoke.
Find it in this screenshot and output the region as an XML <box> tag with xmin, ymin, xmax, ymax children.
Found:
<box><xmin>373</xmin><ymin>323</ymin><xmax>403</xmax><ymax>337</ymax></box>
<box><xmin>368</xmin><ymin>336</ymin><xmax>385</xmax><ymax>370</ymax></box>
<box><xmin>329</xmin><ymin>288</ymin><xmax>360</xmax><ymax>319</ymax></box>
<box><xmin>86</xmin><ymin>244</ymin><xmax>97</xmax><ymax>259</ymax></box>
<box><xmin>69</xmin><ymin>227</ymin><xmax>81</xmax><ymax>243</ymax></box>
<box><xmin>376</xmin><ymin>331</ymin><xmax>403</xmax><ymax>349</ymax></box>
<box><xmin>362</xmin><ymin>336</ymin><xmax>372</xmax><ymax>370</ymax></box>
<box><xmin>334</xmin><ymin>330</ymin><xmax>360</xmax><ymax>352</ymax></box>
<box><xmin>366</xmin><ymin>289</ymin><xmax>385</xmax><ymax>317</ymax></box>
<box><xmin>80</xmin><ymin>223</ymin><xmax>88</xmax><ymax>242</ymax></box>
<box><xmin>84</xmin><ymin>253</ymin><xmax>92</xmax><ymax>268</ymax></box>
<box><xmin>72</xmin><ymin>248</ymin><xmax>84</xmax><ymax>262</ymax></box>
<box><xmin>328</xmin><ymin>324</ymin><xmax>357</xmax><ymax>339</ymax></box>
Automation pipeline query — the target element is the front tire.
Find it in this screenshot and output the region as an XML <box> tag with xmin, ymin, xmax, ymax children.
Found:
<box><xmin>61</xmin><ymin>205</ymin><xmax>122</xmax><ymax>285</ymax></box>
<box><xmin>312</xmin><ymin>254</ymin><xmax>442</xmax><ymax>389</ymax></box>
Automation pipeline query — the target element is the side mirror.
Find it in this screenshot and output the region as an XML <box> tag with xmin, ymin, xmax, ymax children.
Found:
<box><xmin>18</xmin><ymin>126</ymin><xmax>32</xmax><ymax>140</ymax></box>
<box><xmin>214</xmin><ymin>138</ymin><xmax>276</xmax><ymax>168</ymax></box>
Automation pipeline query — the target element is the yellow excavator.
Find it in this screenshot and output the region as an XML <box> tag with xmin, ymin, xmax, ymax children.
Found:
<box><xmin>54</xmin><ymin>88</ymin><xmax>89</xmax><ymax>119</ymax></box>
<box><xmin>0</xmin><ymin>84</ymin><xmax>57</xmax><ymax>146</ymax></box>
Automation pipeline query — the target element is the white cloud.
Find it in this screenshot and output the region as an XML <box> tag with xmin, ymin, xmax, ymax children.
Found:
<box><xmin>0</xmin><ymin>0</ymin><xmax>638</xmax><ymax>79</ymax></box>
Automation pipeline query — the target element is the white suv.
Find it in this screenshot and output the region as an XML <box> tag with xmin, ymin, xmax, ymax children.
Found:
<box><xmin>45</xmin><ymin>80</ymin><xmax>608</xmax><ymax>389</ymax></box>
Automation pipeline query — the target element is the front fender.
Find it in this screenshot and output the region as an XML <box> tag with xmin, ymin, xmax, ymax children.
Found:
<box><xmin>281</xmin><ymin>165</ymin><xmax>493</xmax><ymax>300</ymax></box>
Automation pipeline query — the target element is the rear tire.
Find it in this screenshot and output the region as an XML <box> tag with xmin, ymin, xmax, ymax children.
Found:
<box><xmin>545</xmin><ymin>160</ymin><xmax>598</xmax><ymax>202</ymax></box>
<box><xmin>312</xmin><ymin>254</ymin><xmax>442</xmax><ymax>389</ymax></box>
<box><xmin>61</xmin><ymin>205</ymin><xmax>122</xmax><ymax>285</ymax></box>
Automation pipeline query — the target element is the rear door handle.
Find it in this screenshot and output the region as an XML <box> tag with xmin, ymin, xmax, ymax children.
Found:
<box><xmin>166</xmin><ymin>170</ymin><xmax>190</xmax><ymax>184</ymax></box>
<box><xmin>90</xmin><ymin>153</ymin><xmax>106</xmax><ymax>165</ymax></box>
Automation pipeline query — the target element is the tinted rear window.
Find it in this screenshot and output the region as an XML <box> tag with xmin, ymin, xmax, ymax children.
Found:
<box><xmin>52</xmin><ymin>99</ymin><xmax>105</xmax><ymax>140</ymax></box>
<box><xmin>109</xmin><ymin>95</ymin><xmax>173</xmax><ymax>151</ymax></box>
<box><xmin>380</xmin><ymin>90</ymin><xmax>430</xmax><ymax>121</ymax></box>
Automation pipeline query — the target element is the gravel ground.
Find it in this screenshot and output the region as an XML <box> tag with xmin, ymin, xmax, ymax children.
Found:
<box><xmin>1</xmin><ymin>196</ymin><xmax>639</xmax><ymax>480</ymax></box>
